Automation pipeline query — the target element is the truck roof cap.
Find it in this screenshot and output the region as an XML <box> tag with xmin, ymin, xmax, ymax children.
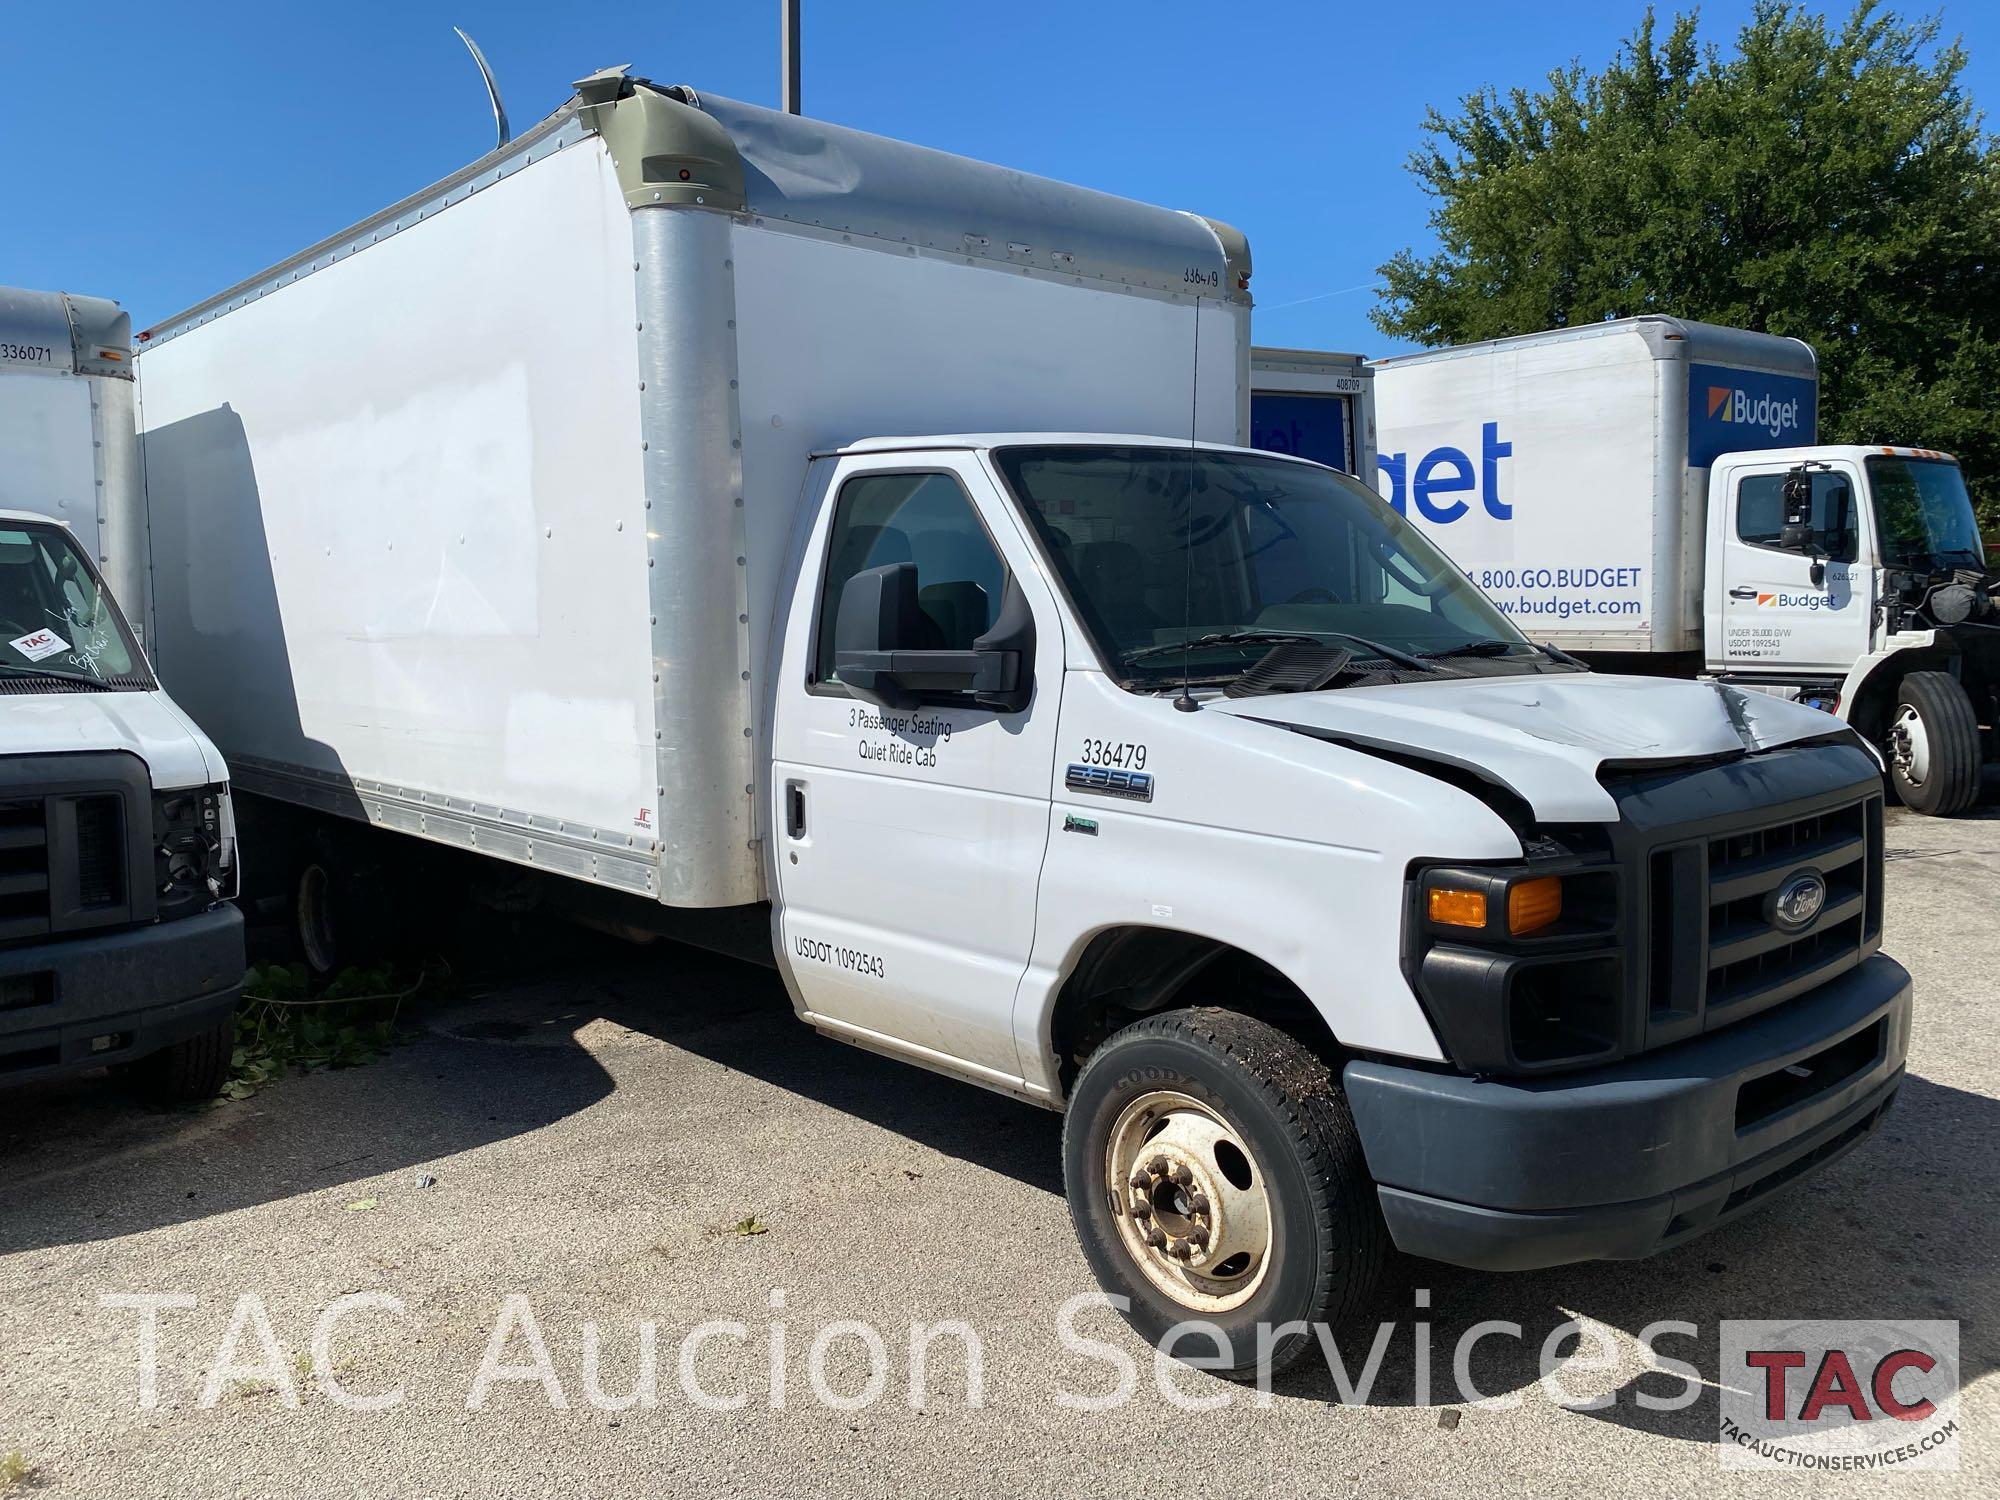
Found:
<box><xmin>1371</xmin><ymin>314</ymin><xmax>1816</xmax><ymax>380</ymax></box>
<box><xmin>144</xmin><ymin>71</ymin><xmax>1250</xmax><ymax>346</ymax></box>
<box><xmin>0</xmin><ymin>286</ymin><xmax>133</xmax><ymax>379</ymax></box>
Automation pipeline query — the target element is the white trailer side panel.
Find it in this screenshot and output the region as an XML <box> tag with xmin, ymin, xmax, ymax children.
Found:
<box><xmin>138</xmin><ymin>142</ymin><xmax>661</xmax><ymax>889</ymax></box>
<box><xmin>0</xmin><ymin>375</ymin><xmax>101</xmax><ymax>562</ymax></box>
<box><xmin>731</xmin><ymin>223</ymin><xmax>1243</xmax><ymax>685</ymax></box>
<box><xmin>1374</xmin><ymin>328</ymin><xmax>1670</xmax><ymax>650</ymax></box>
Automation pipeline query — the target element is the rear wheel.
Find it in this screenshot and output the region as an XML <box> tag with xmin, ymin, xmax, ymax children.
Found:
<box><xmin>1886</xmin><ymin>671</ymin><xmax>1981</xmax><ymax>815</ymax></box>
<box><xmin>1063</xmin><ymin>1007</ymin><xmax>1385</xmax><ymax>1380</ymax></box>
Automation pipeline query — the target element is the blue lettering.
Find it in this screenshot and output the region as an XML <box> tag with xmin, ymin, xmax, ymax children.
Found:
<box><xmin>1480</xmin><ymin>421</ymin><xmax>1512</xmax><ymax>519</ymax></box>
<box><xmin>1412</xmin><ymin>446</ymin><xmax>1474</xmax><ymax>523</ymax></box>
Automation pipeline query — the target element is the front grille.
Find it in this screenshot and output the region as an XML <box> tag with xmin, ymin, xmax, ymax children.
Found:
<box><xmin>0</xmin><ymin>798</ymin><xmax>51</xmax><ymax>942</ymax></box>
<box><xmin>0</xmin><ymin>779</ymin><xmax>139</xmax><ymax>947</ymax></box>
<box><xmin>1702</xmin><ymin>797</ymin><xmax>1877</xmax><ymax>1024</ymax></box>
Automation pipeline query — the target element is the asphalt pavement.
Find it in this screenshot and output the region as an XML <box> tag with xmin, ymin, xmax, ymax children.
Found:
<box><xmin>1</xmin><ymin>804</ymin><xmax>1995</xmax><ymax>1498</ymax></box>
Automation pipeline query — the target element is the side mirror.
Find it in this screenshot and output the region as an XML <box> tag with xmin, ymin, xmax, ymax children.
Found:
<box><xmin>834</xmin><ymin>562</ymin><xmax>1035</xmax><ymax>713</ymax></box>
<box><xmin>1779</xmin><ymin>468</ymin><xmax>1816</xmax><ymax>554</ymax></box>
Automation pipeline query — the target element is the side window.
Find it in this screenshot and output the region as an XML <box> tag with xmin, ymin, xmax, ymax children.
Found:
<box><xmin>1736</xmin><ymin>472</ymin><xmax>1858</xmax><ymax>563</ymax></box>
<box><xmin>813</xmin><ymin>471</ymin><xmax>1009</xmax><ymax>687</ymax></box>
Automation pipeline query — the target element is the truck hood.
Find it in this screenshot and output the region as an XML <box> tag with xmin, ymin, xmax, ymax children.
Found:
<box><xmin>0</xmin><ymin>687</ymin><xmax>224</xmax><ymax>790</ymax></box>
<box><xmin>1212</xmin><ymin>672</ymin><xmax>1847</xmax><ymax>822</ymax></box>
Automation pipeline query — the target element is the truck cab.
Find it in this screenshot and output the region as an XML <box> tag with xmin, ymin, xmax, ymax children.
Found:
<box><xmin>1707</xmin><ymin>443</ymin><xmax>1995</xmax><ymax>813</ymax></box>
<box><xmin>770</xmin><ymin>432</ymin><xmax>1910</xmax><ymax>1368</ymax></box>
<box><xmin>0</xmin><ymin>288</ymin><xmax>243</xmax><ymax>1099</ymax></box>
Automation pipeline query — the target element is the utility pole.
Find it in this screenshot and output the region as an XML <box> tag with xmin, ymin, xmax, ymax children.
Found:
<box><xmin>780</xmin><ymin>0</ymin><xmax>801</xmax><ymax>114</ymax></box>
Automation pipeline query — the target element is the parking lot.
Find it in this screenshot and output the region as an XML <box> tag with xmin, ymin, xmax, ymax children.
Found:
<box><xmin>1</xmin><ymin>802</ymin><xmax>1995</xmax><ymax>1498</ymax></box>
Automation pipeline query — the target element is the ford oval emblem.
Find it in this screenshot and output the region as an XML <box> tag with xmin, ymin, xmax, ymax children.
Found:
<box><xmin>1772</xmin><ymin>870</ymin><xmax>1828</xmax><ymax>932</ymax></box>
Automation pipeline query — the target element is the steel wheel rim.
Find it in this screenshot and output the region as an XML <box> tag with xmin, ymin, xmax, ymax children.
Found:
<box><xmin>1891</xmin><ymin>704</ymin><xmax>1930</xmax><ymax>786</ymax></box>
<box><xmin>1104</xmin><ymin>1089</ymin><xmax>1273</xmax><ymax>1313</ymax></box>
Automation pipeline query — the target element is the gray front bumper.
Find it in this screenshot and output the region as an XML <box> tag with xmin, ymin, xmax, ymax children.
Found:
<box><xmin>1343</xmin><ymin>954</ymin><xmax>1912</xmax><ymax>1271</ymax></box>
<box><xmin>0</xmin><ymin>905</ymin><xmax>244</xmax><ymax>1089</ymax></box>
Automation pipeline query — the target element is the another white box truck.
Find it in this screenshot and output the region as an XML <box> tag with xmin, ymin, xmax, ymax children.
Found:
<box><xmin>1365</xmin><ymin>318</ymin><xmax>1996</xmax><ymax>814</ymax></box>
<box><xmin>130</xmin><ymin>70</ymin><xmax>1911</xmax><ymax>1374</ymax></box>
<box><xmin>0</xmin><ymin>286</ymin><xmax>242</xmax><ymax>1099</ymax></box>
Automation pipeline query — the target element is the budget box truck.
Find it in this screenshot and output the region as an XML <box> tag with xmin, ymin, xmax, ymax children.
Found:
<box><xmin>0</xmin><ymin>287</ymin><xmax>242</xmax><ymax>1099</ymax></box>
<box><xmin>129</xmin><ymin>70</ymin><xmax>1910</xmax><ymax>1374</ymax></box>
<box><xmin>1364</xmin><ymin>317</ymin><xmax>1997</xmax><ymax>814</ymax></box>
<box><xmin>1249</xmin><ymin>346</ymin><xmax>1376</xmax><ymax>482</ymax></box>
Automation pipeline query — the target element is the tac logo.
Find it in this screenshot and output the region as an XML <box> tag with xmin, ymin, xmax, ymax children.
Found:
<box><xmin>1719</xmin><ymin>1319</ymin><xmax>1960</xmax><ymax>1471</ymax></box>
<box><xmin>1707</xmin><ymin>384</ymin><xmax>1804</xmax><ymax>439</ymax></box>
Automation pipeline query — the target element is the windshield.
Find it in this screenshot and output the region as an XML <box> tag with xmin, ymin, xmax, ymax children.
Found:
<box><xmin>992</xmin><ymin>445</ymin><xmax>1538</xmax><ymax>688</ymax></box>
<box><xmin>1866</xmin><ymin>456</ymin><xmax>1985</xmax><ymax>570</ymax></box>
<box><xmin>0</xmin><ymin>522</ymin><xmax>149</xmax><ymax>689</ymax></box>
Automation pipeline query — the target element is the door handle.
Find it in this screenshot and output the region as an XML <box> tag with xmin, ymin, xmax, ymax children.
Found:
<box><xmin>1728</xmin><ymin>587</ymin><xmax>1758</xmax><ymax>600</ymax></box>
<box><xmin>785</xmin><ymin>781</ymin><xmax>807</xmax><ymax>839</ymax></box>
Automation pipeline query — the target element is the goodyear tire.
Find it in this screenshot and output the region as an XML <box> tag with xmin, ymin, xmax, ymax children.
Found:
<box><xmin>130</xmin><ymin>1015</ymin><xmax>235</xmax><ymax>1104</ymax></box>
<box><xmin>1063</xmin><ymin>1007</ymin><xmax>1385</xmax><ymax>1380</ymax></box>
<box><xmin>1886</xmin><ymin>671</ymin><xmax>1982</xmax><ymax>815</ymax></box>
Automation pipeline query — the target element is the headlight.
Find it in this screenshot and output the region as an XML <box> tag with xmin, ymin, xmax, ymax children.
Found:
<box><xmin>153</xmin><ymin>784</ymin><xmax>237</xmax><ymax>917</ymax></box>
<box><xmin>1424</xmin><ymin>872</ymin><xmax>1564</xmax><ymax>936</ymax></box>
<box><xmin>1408</xmin><ymin>861</ymin><xmax>1621</xmax><ymax>1073</ymax></box>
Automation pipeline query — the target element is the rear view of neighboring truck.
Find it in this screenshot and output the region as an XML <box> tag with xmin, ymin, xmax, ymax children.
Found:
<box><xmin>1368</xmin><ymin>317</ymin><xmax>1997</xmax><ymax>813</ymax></box>
<box><xmin>0</xmin><ymin>287</ymin><xmax>243</xmax><ymax>1100</ymax></box>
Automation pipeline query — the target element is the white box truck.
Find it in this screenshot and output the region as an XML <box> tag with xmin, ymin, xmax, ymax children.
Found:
<box><xmin>1365</xmin><ymin>317</ymin><xmax>1996</xmax><ymax>814</ymax></box>
<box><xmin>130</xmin><ymin>70</ymin><xmax>1911</xmax><ymax>1374</ymax></box>
<box><xmin>0</xmin><ymin>287</ymin><xmax>242</xmax><ymax>1099</ymax></box>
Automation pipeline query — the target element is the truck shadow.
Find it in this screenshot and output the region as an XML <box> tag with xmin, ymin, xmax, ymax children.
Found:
<box><xmin>569</xmin><ymin>939</ymin><xmax>1999</xmax><ymax>1431</ymax></box>
<box><xmin>4</xmin><ymin>917</ymin><xmax>1989</xmax><ymax>1444</ymax></box>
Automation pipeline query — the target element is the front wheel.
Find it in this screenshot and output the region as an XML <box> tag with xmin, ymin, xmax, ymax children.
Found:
<box><xmin>1885</xmin><ymin>671</ymin><xmax>1982</xmax><ymax>815</ymax></box>
<box><xmin>128</xmin><ymin>1015</ymin><xmax>235</xmax><ymax>1104</ymax></box>
<box><xmin>1062</xmin><ymin>1008</ymin><xmax>1386</xmax><ymax>1380</ymax></box>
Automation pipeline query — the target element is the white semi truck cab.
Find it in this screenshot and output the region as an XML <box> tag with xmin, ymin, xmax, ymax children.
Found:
<box><xmin>1360</xmin><ymin>318</ymin><xmax>1996</xmax><ymax>815</ymax></box>
<box><xmin>131</xmin><ymin>74</ymin><xmax>1910</xmax><ymax>1375</ymax></box>
<box><xmin>0</xmin><ymin>288</ymin><xmax>243</xmax><ymax>1099</ymax></box>
<box><xmin>1702</xmin><ymin>441</ymin><xmax>1993</xmax><ymax>813</ymax></box>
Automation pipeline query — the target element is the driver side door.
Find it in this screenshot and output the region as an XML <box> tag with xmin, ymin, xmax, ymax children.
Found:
<box><xmin>769</xmin><ymin>455</ymin><xmax>1063</xmax><ymax>1088</ymax></box>
<box><xmin>1717</xmin><ymin>460</ymin><xmax>1874</xmax><ymax>675</ymax></box>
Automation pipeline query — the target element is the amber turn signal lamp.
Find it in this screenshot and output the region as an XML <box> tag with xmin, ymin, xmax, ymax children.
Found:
<box><xmin>1507</xmin><ymin>876</ymin><xmax>1563</xmax><ymax>935</ymax></box>
<box><xmin>1427</xmin><ymin>887</ymin><xmax>1488</xmax><ymax>929</ymax></box>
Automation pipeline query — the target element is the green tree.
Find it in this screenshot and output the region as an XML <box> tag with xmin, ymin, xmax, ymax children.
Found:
<box><xmin>1374</xmin><ymin>1</ymin><xmax>2000</xmax><ymax>530</ymax></box>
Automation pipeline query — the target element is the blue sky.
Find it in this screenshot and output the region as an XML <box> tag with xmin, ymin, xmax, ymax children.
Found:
<box><xmin>3</xmin><ymin>1</ymin><xmax>1995</xmax><ymax>356</ymax></box>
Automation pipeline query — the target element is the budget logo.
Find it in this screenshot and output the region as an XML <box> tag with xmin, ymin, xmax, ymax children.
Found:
<box><xmin>1708</xmin><ymin>384</ymin><xmax>1803</xmax><ymax>439</ymax></box>
<box><xmin>1719</xmin><ymin>1319</ymin><xmax>1960</xmax><ymax>1472</ymax></box>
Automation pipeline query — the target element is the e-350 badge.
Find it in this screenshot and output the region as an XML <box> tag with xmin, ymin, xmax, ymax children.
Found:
<box><xmin>1065</xmin><ymin>764</ymin><xmax>1153</xmax><ymax>801</ymax></box>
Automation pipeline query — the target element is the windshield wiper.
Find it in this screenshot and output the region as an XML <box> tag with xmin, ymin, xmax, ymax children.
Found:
<box><xmin>1126</xmin><ymin>628</ymin><xmax>1446</xmax><ymax>676</ymax></box>
<box><xmin>0</xmin><ymin>662</ymin><xmax>109</xmax><ymax>689</ymax></box>
<box><xmin>1124</xmin><ymin>630</ymin><xmax>1327</xmax><ymax>664</ymax></box>
<box><xmin>1418</xmin><ymin>639</ymin><xmax>1521</xmax><ymax>659</ymax></box>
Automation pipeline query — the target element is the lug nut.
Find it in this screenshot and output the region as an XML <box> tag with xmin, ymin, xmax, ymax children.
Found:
<box><xmin>1172</xmin><ymin>1240</ymin><xmax>1194</xmax><ymax>1261</ymax></box>
<box><xmin>1146</xmin><ymin>1227</ymin><xmax>1167</xmax><ymax>1249</ymax></box>
<box><xmin>1189</xmin><ymin>1192</ymin><xmax>1210</xmax><ymax>1215</ymax></box>
<box><xmin>1128</xmin><ymin>1170</ymin><xmax>1149</xmax><ymax>1190</ymax></box>
<box><xmin>1171</xmin><ymin>1164</ymin><xmax>1193</xmax><ymax>1187</ymax></box>
<box><xmin>1187</xmin><ymin>1225</ymin><xmax>1210</xmax><ymax>1248</ymax></box>
<box><xmin>1148</xmin><ymin>1155</ymin><xmax>1170</xmax><ymax>1177</ymax></box>
<box><xmin>1131</xmin><ymin>1199</ymin><xmax>1152</xmax><ymax>1220</ymax></box>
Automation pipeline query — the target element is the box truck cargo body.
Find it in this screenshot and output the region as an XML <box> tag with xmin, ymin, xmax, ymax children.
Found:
<box><xmin>130</xmin><ymin>71</ymin><xmax>1911</xmax><ymax>1375</ymax></box>
<box><xmin>0</xmin><ymin>287</ymin><xmax>242</xmax><ymax>1098</ymax></box>
<box><xmin>135</xmin><ymin>74</ymin><xmax>1246</xmax><ymax>909</ymax></box>
<box><xmin>1370</xmin><ymin>317</ymin><xmax>1996</xmax><ymax>814</ymax></box>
